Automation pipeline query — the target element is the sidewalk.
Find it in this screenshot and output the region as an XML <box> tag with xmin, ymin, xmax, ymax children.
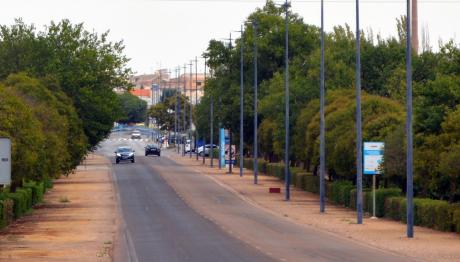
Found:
<box><xmin>0</xmin><ymin>154</ymin><xmax>118</xmax><ymax>261</ymax></box>
<box><xmin>170</xmin><ymin>152</ymin><xmax>460</xmax><ymax>262</ymax></box>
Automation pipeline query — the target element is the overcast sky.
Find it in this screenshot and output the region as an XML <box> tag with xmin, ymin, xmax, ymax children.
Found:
<box><xmin>2</xmin><ymin>0</ymin><xmax>459</xmax><ymax>74</ymax></box>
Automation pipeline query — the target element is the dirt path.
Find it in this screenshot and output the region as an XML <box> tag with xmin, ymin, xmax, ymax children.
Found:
<box><xmin>170</xmin><ymin>153</ymin><xmax>460</xmax><ymax>262</ymax></box>
<box><xmin>0</xmin><ymin>154</ymin><xmax>118</xmax><ymax>262</ymax></box>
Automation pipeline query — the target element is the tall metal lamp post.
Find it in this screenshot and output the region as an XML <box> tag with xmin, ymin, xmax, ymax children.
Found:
<box><xmin>319</xmin><ymin>0</ymin><xmax>326</xmax><ymax>213</ymax></box>
<box><xmin>283</xmin><ymin>0</ymin><xmax>291</xmax><ymax>201</ymax></box>
<box><xmin>355</xmin><ymin>0</ymin><xmax>364</xmax><ymax>225</ymax></box>
<box><xmin>406</xmin><ymin>0</ymin><xmax>414</xmax><ymax>238</ymax></box>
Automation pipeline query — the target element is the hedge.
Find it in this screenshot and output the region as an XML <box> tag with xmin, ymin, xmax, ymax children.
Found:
<box><xmin>0</xmin><ymin>198</ymin><xmax>13</xmax><ymax>229</ymax></box>
<box><xmin>385</xmin><ymin>197</ymin><xmax>458</xmax><ymax>232</ymax></box>
<box><xmin>364</xmin><ymin>188</ymin><xmax>401</xmax><ymax>217</ymax></box>
<box><xmin>0</xmin><ymin>179</ymin><xmax>52</xmax><ymax>227</ymax></box>
<box><xmin>453</xmin><ymin>206</ymin><xmax>460</xmax><ymax>233</ymax></box>
<box><xmin>329</xmin><ymin>181</ymin><xmax>354</xmax><ymax>207</ymax></box>
<box><xmin>23</xmin><ymin>181</ymin><xmax>45</xmax><ymax>205</ymax></box>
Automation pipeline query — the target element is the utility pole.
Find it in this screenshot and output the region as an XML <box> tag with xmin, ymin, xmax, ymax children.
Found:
<box><xmin>177</xmin><ymin>67</ymin><xmax>181</xmax><ymax>154</ymax></box>
<box><xmin>203</xmin><ymin>57</ymin><xmax>207</xmax><ymax>165</ymax></box>
<box><xmin>174</xmin><ymin>68</ymin><xmax>178</xmax><ymax>150</ymax></box>
<box><xmin>320</xmin><ymin>0</ymin><xmax>326</xmax><ymax>213</ymax></box>
<box><xmin>183</xmin><ymin>64</ymin><xmax>187</xmax><ymax>156</ymax></box>
<box><xmin>355</xmin><ymin>0</ymin><xmax>364</xmax><ymax>225</ymax></box>
<box><xmin>239</xmin><ymin>24</ymin><xmax>244</xmax><ymax>177</ymax></box>
<box><xmin>195</xmin><ymin>56</ymin><xmax>199</xmax><ymax>161</ymax></box>
<box><xmin>406</xmin><ymin>0</ymin><xmax>414</xmax><ymax>238</ymax></box>
<box><xmin>284</xmin><ymin>0</ymin><xmax>291</xmax><ymax>201</ymax></box>
<box><xmin>253</xmin><ymin>21</ymin><xmax>259</xmax><ymax>185</ymax></box>
<box><xmin>210</xmin><ymin>84</ymin><xmax>214</xmax><ymax>168</ymax></box>
<box><xmin>228</xmin><ymin>32</ymin><xmax>233</xmax><ymax>174</ymax></box>
<box><xmin>189</xmin><ymin>61</ymin><xmax>193</xmax><ymax>158</ymax></box>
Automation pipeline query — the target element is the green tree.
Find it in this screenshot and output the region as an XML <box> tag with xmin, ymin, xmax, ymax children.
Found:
<box><xmin>0</xmin><ymin>19</ymin><xmax>131</xmax><ymax>149</ymax></box>
<box><xmin>117</xmin><ymin>92</ymin><xmax>148</xmax><ymax>124</ymax></box>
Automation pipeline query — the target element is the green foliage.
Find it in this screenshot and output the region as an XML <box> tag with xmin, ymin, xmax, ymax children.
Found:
<box><xmin>0</xmin><ymin>84</ymin><xmax>45</xmax><ymax>186</ymax></box>
<box><xmin>364</xmin><ymin>188</ymin><xmax>401</xmax><ymax>217</ymax></box>
<box><xmin>329</xmin><ymin>181</ymin><xmax>354</xmax><ymax>207</ymax></box>
<box><xmin>0</xmin><ymin>19</ymin><xmax>130</xmax><ymax>149</ymax></box>
<box><xmin>150</xmin><ymin>93</ymin><xmax>191</xmax><ymax>131</ymax></box>
<box><xmin>452</xmin><ymin>206</ymin><xmax>460</xmax><ymax>233</ymax></box>
<box><xmin>7</xmin><ymin>188</ymin><xmax>33</xmax><ymax>218</ymax></box>
<box><xmin>23</xmin><ymin>181</ymin><xmax>45</xmax><ymax>205</ymax></box>
<box><xmin>385</xmin><ymin>197</ymin><xmax>456</xmax><ymax>232</ymax></box>
<box><xmin>117</xmin><ymin>92</ymin><xmax>147</xmax><ymax>124</ymax></box>
<box><xmin>0</xmin><ymin>199</ymin><xmax>13</xmax><ymax>229</ymax></box>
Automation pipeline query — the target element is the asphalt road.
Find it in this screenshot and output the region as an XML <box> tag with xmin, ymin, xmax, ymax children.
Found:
<box><xmin>98</xmin><ymin>132</ymin><xmax>410</xmax><ymax>262</ymax></box>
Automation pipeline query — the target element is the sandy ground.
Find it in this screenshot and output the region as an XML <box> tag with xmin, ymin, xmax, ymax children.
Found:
<box><xmin>171</xmin><ymin>153</ymin><xmax>460</xmax><ymax>262</ymax></box>
<box><xmin>0</xmin><ymin>154</ymin><xmax>118</xmax><ymax>262</ymax></box>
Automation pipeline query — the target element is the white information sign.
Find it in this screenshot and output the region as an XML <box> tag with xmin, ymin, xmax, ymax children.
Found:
<box><xmin>363</xmin><ymin>142</ymin><xmax>384</xmax><ymax>175</ymax></box>
<box><xmin>0</xmin><ymin>138</ymin><xmax>11</xmax><ymax>185</ymax></box>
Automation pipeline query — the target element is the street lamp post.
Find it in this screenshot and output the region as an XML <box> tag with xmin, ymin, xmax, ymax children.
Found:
<box><xmin>253</xmin><ymin>21</ymin><xmax>259</xmax><ymax>185</ymax></box>
<box><xmin>183</xmin><ymin>64</ymin><xmax>187</xmax><ymax>156</ymax></box>
<box><xmin>174</xmin><ymin>68</ymin><xmax>178</xmax><ymax>150</ymax></box>
<box><xmin>284</xmin><ymin>0</ymin><xmax>291</xmax><ymax>201</ymax></box>
<box><xmin>239</xmin><ymin>24</ymin><xmax>244</xmax><ymax>177</ymax></box>
<box><xmin>177</xmin><ymin>67</ymin><xmax>181</xmax><ymax>154</ymax></box>
<box><xmin>189</xmin><ymin>61</ymin><xmax>193</xmax><ymax>158</ymax></box>
<box><xmin>355</xmin><ymin>0</ymin><xmax>364</xmax><ymax>225</ymax></box>
<box><xmin>320</xmin><ymin>0</ymin><xmax>326</xmax><ymax>213</ymax></box>
<box><xmin>406</xmin><ymin>0</ymin><xmax>414</xmax><ymax>238</ymax></box>
<box><xmin>203</xmin><ymin>57</ymin><xmax>207</xmax><ymax>165</ymax></box>
<box><xmin>195</xmin><ymin>56</ymin><xmax>199</xmax><ymax>161</ymax></box>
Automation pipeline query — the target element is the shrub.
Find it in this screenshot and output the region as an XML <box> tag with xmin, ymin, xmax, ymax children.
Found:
<box><xmin>289</xmin><ymin>167</ymin><xmax>304</xmax><ymax>185</ymax></box>
<box><xmin>349</xmin><ymin>188</ymin><xmax>371</xmax><ymax>211</ymax></box>
<box><xmin>295</xmin><ymin>173</ymin><xmax>307</xmax><ymax>189</ymax></box>
<box><xmin>364</xmin><ymin>188</ymin><xmax>401</xmax><ymax>217</ymax></box>
<box><xmin>329</xmin><ymin>181</ymin><xmax>354</xmax><ymax>206</ymax></box>
<box><xmin>452</xmin><ymin>206</ymin><xmax>460</xmax><ymax>233</ymax></box>
<box><xmin>414</xmin><ymin>198</ymin><xmax>451</xmax><ymax>231</ymax></box>
<box><xmin>7</xmin><ymin>188</ymin><xmax>32</xmax><ymax>218</ymax></box>
<box><xmin>385</xmin><ymin>197</ymin><xmax>405</xmax><ymax>221</ymax></box>
<box><xmin>23</xmin><ymin>181</ymin><xmax>45</xmax><ymax>205</ymax></box>
<box><xmin>258</xmin><ymin>159</ymin><xmax>268</xmax><ymax>174</ymax></box>
<box><xmin>385</xmin><ymin>197</ymin><xmax>454</xmax><ymax>232</ymax></box>
<box><xmin>0</xmin><ymin>199</ymin><xmax>14</xmax><ymax>228</ymax></box>
<box><xmin>303</xmin><ymin>173</ymin><xmax>319</xmax><ymax>194</ymax></box>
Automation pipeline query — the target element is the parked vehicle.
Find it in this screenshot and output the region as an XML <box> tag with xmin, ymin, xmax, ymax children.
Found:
<box><xmin>197</xmin><ymin>144</ymin><xmax>219</xmax><ymax>156</ymax></box>
<box><xmin>115</xmin><ymin>147</ymin><xmax>135</xmax><ymax>164</ymax></box>
<box><xmin>131</xmin><ymin>130</ymin><xmax>141</xmax><ymax>139</ymax></box>
<box><xmin>184</xmin><ymin>139</ymin><xmax>192</xmax><ymax>153</ymax></box>
<box><xmin>145</xmin><ymin>144</ymin><xmax>161</xmax><ymax>156</ymax></box>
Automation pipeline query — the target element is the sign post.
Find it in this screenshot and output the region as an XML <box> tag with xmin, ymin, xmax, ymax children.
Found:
<box><xmin>0</xmin><ymin>138</ymin><xmax>11</xmax><ymax>186</ymax></box>
<box><xmin>363</xmin><ymin>142</ymin><xmax>384</xmax><ymax>219</ymax></box>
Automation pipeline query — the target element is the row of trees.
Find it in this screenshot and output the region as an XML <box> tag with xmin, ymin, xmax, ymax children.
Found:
<box><xmin>193</xmin><ymin>1</ymin><xmax>460</xmax><ymax>202</ymax></box>
<box><xmin>0</xmin><ymin>19</ymin><xmax>132</xmax><ymax>189</ymax></box>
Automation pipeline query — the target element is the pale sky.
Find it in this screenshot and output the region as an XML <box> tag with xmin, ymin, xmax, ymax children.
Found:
<box><xmin>2</xmin><ymin>0</ymin><xmax>459</xmax><ymax>74</ymax></box>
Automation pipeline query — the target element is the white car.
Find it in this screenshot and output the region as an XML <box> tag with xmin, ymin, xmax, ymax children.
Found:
<box><xmin>184</xmin><ymin>140</ymin><xmax>191</xmax><ymax>153</ymax></box>
<box><xmin>197</xmin><ymin>144</ymin><xmax>219</xmax><ymax>156</ymax></box>
<box><xmin>131</xmin><ymin>131</ymin><xmax>141</xmax><ymax>139</ymax></box>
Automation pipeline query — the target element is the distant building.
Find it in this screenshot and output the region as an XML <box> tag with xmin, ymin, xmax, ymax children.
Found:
<box><xmin>128</xmin><ymin>69</ymin><xmax>206</xmax><ymax>106</ymax></box>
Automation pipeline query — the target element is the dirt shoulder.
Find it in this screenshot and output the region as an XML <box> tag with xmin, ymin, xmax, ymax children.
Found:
<box><xmin>0</xmin><ymin>154</ymin><xmax>118</xmax><ymax>262</ymax></box>
<box><xmin>170</xmin><ymin>153</ymin><xmax>460</xmax><ymax>262</ymax></box>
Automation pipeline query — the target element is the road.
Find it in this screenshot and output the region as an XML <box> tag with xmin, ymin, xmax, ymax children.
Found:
<box><xmin>97</xmin><ymin>132</ymin><xmax>410</xmax><ymax>262</ymax></box>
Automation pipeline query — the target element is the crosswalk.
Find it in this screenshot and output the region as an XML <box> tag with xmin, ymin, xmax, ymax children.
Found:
<box><xmin>106</xmin><ymin>138</ymin><xmax>151</xmax><ymax>142</ymax></box>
